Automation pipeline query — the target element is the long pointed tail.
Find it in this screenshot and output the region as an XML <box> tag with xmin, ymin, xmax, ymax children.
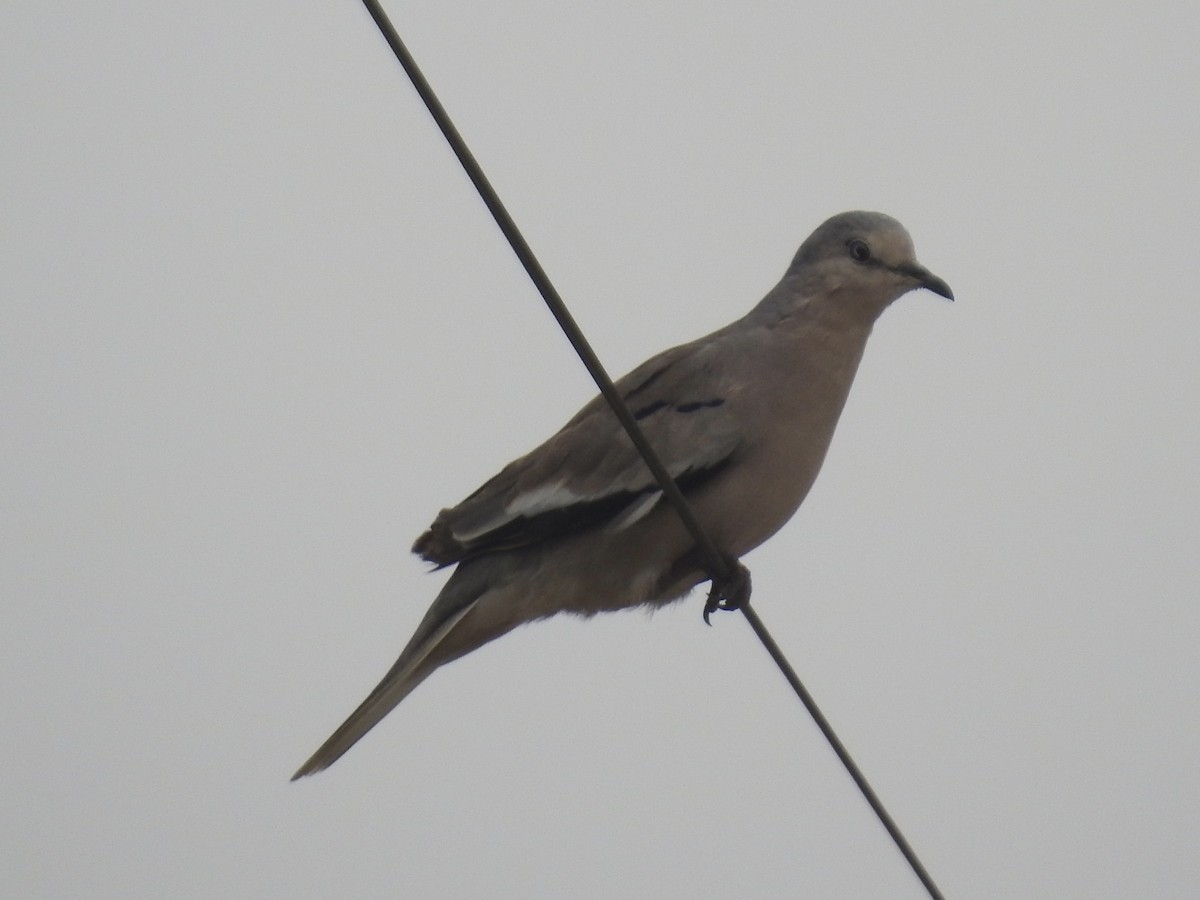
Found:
<box><xmin>290</xmin><ymin>596</ymin><xmax>480</xmax><ymax>780</ymax></box>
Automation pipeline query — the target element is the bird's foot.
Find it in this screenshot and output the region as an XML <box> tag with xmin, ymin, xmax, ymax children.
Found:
<box><xmin>703</xmin><ymin>559</ymin><xmax>752</xmax><ymax>625</ymax></box>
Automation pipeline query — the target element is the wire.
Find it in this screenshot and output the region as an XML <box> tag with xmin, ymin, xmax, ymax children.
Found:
<box><xmin>739</xmin><ymin>604</ymin><xmax>945</xmax><ymax>899</ymax></box>
<box><xmin>356</xmin><ymin>1</ymin><xmax>732</xmax><ymax>591</ymax></box>
<box><xmin>355</xmin><ymin>3</ymin><xmax>945</xmax><ymax>898</ymax></box>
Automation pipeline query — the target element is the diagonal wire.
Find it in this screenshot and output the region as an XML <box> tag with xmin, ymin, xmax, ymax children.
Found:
<box><xmin>355</xmin><ymin>3</ymin><xmax>945</xmax><ymax>898</ymax></box>
<box><xmin>737</xmin><ymin>603</ymin><xmax>945</xmax><ymax>899</ymax></box>
<box><xmin>355</xmin><ymin>2</ymin><xmax>729</xmax><ymax>587</ymax></box>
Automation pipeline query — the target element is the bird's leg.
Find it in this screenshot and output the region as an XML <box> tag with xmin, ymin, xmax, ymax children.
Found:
<box><xmin>703</xmin><ymin>558</ymin><xmax>752</xmax><ymax>625</ymax></box>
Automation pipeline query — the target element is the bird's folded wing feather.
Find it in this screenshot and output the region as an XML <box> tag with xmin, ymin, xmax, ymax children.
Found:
<box><xmin>413</xmin><ymin>336</ymin><xmax>744</xmax><ymax>565</ymax></box>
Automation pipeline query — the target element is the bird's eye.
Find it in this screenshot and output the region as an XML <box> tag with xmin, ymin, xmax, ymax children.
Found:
<box><xmin>847</xmin><ymin>239</ymin><xmax>871</xmax><ymax>263</ymax></box>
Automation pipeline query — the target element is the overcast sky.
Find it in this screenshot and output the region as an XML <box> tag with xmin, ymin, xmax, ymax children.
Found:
<box><xmin>4</xmin><ymin>2</ymin><xmax>1198</xmax><ymax>898</ymax></box>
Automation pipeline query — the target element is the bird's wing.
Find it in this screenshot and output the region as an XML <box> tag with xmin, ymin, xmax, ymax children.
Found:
<box><xmin>413</xmin><ymin>335</ymin><xmax>745</xmax><ymax>566</ymax></box>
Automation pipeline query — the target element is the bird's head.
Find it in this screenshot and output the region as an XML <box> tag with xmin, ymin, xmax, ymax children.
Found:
<box><xmin>787</xmin><ymin>211</ymin><xmax>953</xmax><ymax>317</ymax></box>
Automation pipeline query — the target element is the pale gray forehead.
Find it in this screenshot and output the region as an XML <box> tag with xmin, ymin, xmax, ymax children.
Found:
<box><xmin>794</xmin><ymin>210</ymin><xmax>915</xmax><ymax>265</ymax></box>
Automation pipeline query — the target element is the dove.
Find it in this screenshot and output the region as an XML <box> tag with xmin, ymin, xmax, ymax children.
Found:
<box><xmin>292</xmin><ymin>210</ymin><xmax>952</xmax><ymax>778</ymax></box>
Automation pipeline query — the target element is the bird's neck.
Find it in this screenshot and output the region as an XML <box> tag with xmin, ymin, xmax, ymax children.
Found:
<box><xmin>751</xmin><ymin>274</ymin><xmax>889</xmax><ymax>336</ymax></box>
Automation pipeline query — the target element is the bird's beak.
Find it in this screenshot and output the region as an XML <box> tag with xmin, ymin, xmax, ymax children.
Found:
<box><xmin>911</xmin><ymin>265</ymin><xmax>953</xmax><ymax>301</ymax></box>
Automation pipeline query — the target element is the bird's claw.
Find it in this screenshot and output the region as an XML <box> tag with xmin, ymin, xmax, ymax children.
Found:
<box><xmin>703</xmin><ymin>560</ymin><xmax>752</xmax><ymax>625</ymax></box>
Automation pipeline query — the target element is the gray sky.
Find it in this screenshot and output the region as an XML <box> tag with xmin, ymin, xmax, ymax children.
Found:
<box><xmin>4</xmin><ymin>2</ymin><xmax>1198</xmax><ymax>897</ymax></box>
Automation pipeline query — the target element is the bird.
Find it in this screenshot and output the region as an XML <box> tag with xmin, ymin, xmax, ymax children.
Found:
<box><xmin>292</xmin><ymin>210</ymin><xmax>952</xmax><ymax>779</ymax></box>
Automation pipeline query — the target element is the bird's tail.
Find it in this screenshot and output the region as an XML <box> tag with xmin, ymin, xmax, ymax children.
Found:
<box><xmin>291</xmin><ymin>568</ymin><xmax>497</xmax><ymax>780</ymax></box>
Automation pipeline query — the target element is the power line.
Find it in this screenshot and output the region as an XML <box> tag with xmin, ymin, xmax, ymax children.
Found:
<box><xmin>355</xmin><ymin>1</ymin><xmax>733</xmax><ymax>601</ymax></box>
<box><xmin>354</xmin><ymin>3</ymin><xmax>945</xmax><ymax>898</ymax></box>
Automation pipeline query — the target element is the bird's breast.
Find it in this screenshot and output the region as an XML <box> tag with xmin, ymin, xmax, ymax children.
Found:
<box><xmin>695</xmin><ymin>325</ymin><xmax>871</xmax><ymax>556</ymax></box>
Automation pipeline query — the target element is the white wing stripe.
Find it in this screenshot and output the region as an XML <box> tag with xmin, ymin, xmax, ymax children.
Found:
<box><xmin>604</xmin><ymin>490</ymin><xmax>663</xmax><ymax>533</ymax></box>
